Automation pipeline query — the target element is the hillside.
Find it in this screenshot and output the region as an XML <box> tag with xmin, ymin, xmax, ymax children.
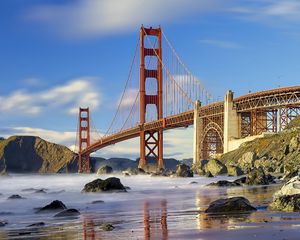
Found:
<box><xmin>220</xmin><ymin>116</ymin><xmax>300</xmax><ymax>175</ymax></box>
<box><xmin>0</xmin><ymin>135</ymin><xmax>186</xmax><ymax>174</ymax></box>
<box><xmin>0</xmin><ymin>136</ymin><xmax>77</xmax><ymax>173</ymax></box>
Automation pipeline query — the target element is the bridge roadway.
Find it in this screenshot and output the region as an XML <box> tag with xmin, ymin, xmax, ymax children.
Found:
<box><xmin>81</xmin><ymin>85</ymin><xmax>300</xmax><ymax>156</ymax></box>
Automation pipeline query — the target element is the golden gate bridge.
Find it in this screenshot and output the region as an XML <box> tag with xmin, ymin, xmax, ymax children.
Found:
<box><xmin>75</xmin><ymin>26</ymin><xmax>300</xmax><ymax>173</ymax></box>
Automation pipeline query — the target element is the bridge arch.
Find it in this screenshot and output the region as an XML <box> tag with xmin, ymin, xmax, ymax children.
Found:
<box><xmin>201</xmin><ymin>122</ymin><xmax>224</xmax><ymax>160</ymax></box>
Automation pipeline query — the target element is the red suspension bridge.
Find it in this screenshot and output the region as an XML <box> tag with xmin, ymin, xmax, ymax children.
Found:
<box><xmin>76</xmin><ymin>26</ymin><xmax>300</xmax><ymax>173</ymax></box>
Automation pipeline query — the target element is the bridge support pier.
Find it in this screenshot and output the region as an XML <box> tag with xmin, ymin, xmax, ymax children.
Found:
<box><xmin>193</xmin><ymin>100</ymin><xmax>202</xmax><ymax>165</ymax></box>
<box><xmin>223</xmin><ymin>90</ymin><xmax>240</xmax><ymax>153</ymax></box>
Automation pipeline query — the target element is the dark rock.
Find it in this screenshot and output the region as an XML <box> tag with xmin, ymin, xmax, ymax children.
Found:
<box><xmin>268</xmin><ymin>194</ymin><xmax>300</xmax><ymax>212</ymax></box>
<box><xmin>245</xmin><ymin>168</ymin><xmax>275</xmax><ymax>185</ymax></box>
<box><xmin>22</xmin><ymin>188</ymin><xmax>48</xmax><ymax>192</ymax></box>
<box><xmin>97</xmin><ymin>165</ymin><xmax>113</xmax><ymax>175</ymax></box>
<box><xmin>205</xmin><ymin>171</ymin><xmax>214</xmax><ymax>178</ymax></box>
<box><xmin>234</xmin><ymin>177</ymin><xmax>246</xmax><ymax>185</ymax></box>
<box><xmin>82</xmin><ymin>177</ymin><xmax>126</xmax><ymax>192</ymax></box>
<box><xmin>176</xmin><ymin>164</ymin><xmax>193</xmax><ymax>177</ymax></box>
<box><xmin>27</xmin><ymin>222</ymin><xmax>45</xmax><ymax>227</ymax></box>
<box><xmin>205</xmin><ymin>197</ymin><xmax>257</xmax><ymax>213</ymax></box>
<box><xmin>207</xmin><ymin>180</ymin><xmax>241</xmax><ymax>187</ymax></box>
<box><xmin>54</xmin><ymin>208</ymin><xmax>80</xmax><ymax>217</ymax></box>
<box><xmin>91</xmin><ymin>200</ymin><xmax>104</xmax><ymax>204</ymax></box>
<box><xmin>8</xmin><ymin>194</ymin><xmax>24</xmax><ymax>199</ymax></box>
<box><xmin>37</xmin><ymin>200</ymin><xmax>67</xmax><ymax>212</ymax></box>
<box><xmin>0</xmin><ymin>221</ymin><xmax>7</xmax><ymax>227</ymax></box>
<box><xmin>189</xmin><ymin>181</ymin><xmax>198</xmax><ymax>184</ymax></box>
<box><xmin>35</xmin><ymin>189</ymin><xmax>47</xmax><ymax>194</ymax></box>
<box><xmin>124</xmin><ymin>186</ymin><xmax>131</xmax><ymax>190</ymax></box>
<box><xmin>101</xmin><ymin>223</ymin><xmax>115</xmax><ymax>231</ymax></box>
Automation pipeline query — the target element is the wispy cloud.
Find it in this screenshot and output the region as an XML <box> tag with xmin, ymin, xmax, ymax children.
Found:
<box><xmin>0</xmin><ymin>78</ymin><xmax>100</xmax><ymax>116</ymax></box>
<box><xmin>24</xmin><ymin>0</ymin><xmax>300</xmax><ymax>38</ymax></box>
<box><xmin>25</xmin><ymin>0</ymin><xmax>227</xmax><ymax>38</ymax></box>
<box><xmin>199</xmin><ymin>39</ymin><xmax>241</xmax><ymax>49</ymax></box>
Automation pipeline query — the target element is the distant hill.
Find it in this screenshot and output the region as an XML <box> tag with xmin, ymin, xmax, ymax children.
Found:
<box><xmin>0</xmin><ymin>136</ymin><xmax>77</xmax><ymax>173</ymax></box>
<box><xmin>0</xmin><ymin>135</ymin><xmax>189</xmax><ymax>174</ymax></box>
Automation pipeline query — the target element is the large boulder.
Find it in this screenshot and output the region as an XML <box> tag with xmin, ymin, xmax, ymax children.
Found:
<box><xmin>175</xmin><ymin>164</ymin><xmax>193</xmax><ymax>177</ymax></box>
<box><xmin>268</xmin><ymin>194</ymin><xmax>300</xmax><ymax>212</ymax></box>
<box><xmin>37</xmin><ymin>200</ymin><xmax>67</xmax><ymax>212</ymax></box>
<box><xmin>192</xmin><ymin>160</ymin><xmax>208</xmax><ymax>175</ymax></box>
<box><xmin>227</xmin><ymin>165</ymin><xmax>243</xmax><ymax>176</ymax></box>
<box><xmin>82</xmin><ymin>177</ymin><xmax>126</xmax><ymax>192</ymax></box>
<box><xmin>289</xmin><ymin>136</ymin><xmax>299</xmax><ymax>152</ymax></box>
<box><xmin>205</xmin><ymin>160</ymin><xmax>227</xmax><ymax>176</ymax></box>
<box><xmin>273</xmin><ymin>176</ymin><xmax>300</xmax><ymax>198</ymax></box>
<box><xmin>205</xmin><ymin>197</ymin><xmax>256</xmax><ymax>213</ymax></box>
<box><xmin>207</xmin><ymin>180</ymin><xmax>241</xmax><ymax>187</ymax></box>
<box><xmin>237</xmin><ymin>152</ymin><xmax>256</xmax><ymax>172</ymax></box>
<box><xmin>245</xmin><ymin>167</ymin><xmax>275</xmax><ymax>185</ymax></box>
<box><xmin>97</xmin><ymin>165</ymin><xmax>113</xmax><ymax>175</ymax></box>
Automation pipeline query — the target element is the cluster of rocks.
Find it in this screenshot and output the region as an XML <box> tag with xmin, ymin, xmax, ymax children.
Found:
<box><xmin>220</xmin><ymin>117</ymin><xmax>300</xmax><ymax>179</ymax></box>
<box><xmin>36</xmin><ymin>200</ymin><xmax>80</xmax><ymax>218</ymax></box>
<box><xmin>193</xmin><ymin>159</ymin><xmax>243</xmax><ymax>177</ymax></box>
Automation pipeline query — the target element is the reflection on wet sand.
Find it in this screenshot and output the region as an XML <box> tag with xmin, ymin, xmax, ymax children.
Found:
<box><xmin>144</xmin><ymin>199</ymin><xmax>168</xmax><ymax>240</ymax></box>
<box><xmin>195</xmin><ymin>184</ymin><xmax>283</xmax><ymax>231</ymax></box>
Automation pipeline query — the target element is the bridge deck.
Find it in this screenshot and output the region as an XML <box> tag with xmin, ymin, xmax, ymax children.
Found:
<box><xmin>81</xmin><ymin>85</ymin><xmax>300</xmax><ymax>155</ymax></box>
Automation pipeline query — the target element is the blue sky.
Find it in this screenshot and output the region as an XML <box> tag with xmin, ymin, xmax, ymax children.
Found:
<box><xmin>1</xmin><ymin>0</ymin><xmax>300</xmax><ymax>159</ymax></box>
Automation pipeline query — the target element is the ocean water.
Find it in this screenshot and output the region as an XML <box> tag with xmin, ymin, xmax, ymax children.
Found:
<box><xmin>0</xmin><ymin>174</ymin><xmax>299</xmax><ymax>240</ymax></box>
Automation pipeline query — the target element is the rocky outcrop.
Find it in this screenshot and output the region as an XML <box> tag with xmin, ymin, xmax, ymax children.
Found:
<box><xmin>268</xmin><ymin>194</ymin><xmax>300</xmax><ymax>212</ymax></box>
<box><xmin>82</xmin><ymin>177</ymin><xmax>127</xmax><ymax>192</ymax></box>
<box><xmin>227</xmin><ymin>165</ymin><xmax>244</xmax><ymax>176</ymax></box>
<box><xmin>192</xmin><ymin>160</ymin><xmax>208</xmax><ymax>175</ymax></box>
<box><xmin>175</xmin><ymin>164</ymin><xmax>193</xmax><ymax>177</ymax></box>
<box><xmin>205</xmin><ymin>197</ymin><xmax>256</xmax><ymax>213</ymax></box>
<box><xmin>0</xmin><ymin>136</ymin><xmax>77</xmax><ymax>173</ymax></box>
<box><xmin>97</xmin><ymin>165</ymin><xmax>113</xmax><ymax>175</ymax></box>
<box><xmin>245</xmin><ymin>167</ymin><xmax>275</xmax><ymax>185</ymax></box>
<box><xmin>207</xmin><ymin>180</ymin><xmax>241</xmax><ymax>187</ymax></box>
<box><xmin>268</xmin><ymin>176</ymin><xmax>300</xmax><ymax>212</ymax></box>
<box><xmin>205</xmin><ymin>160</ymin><xmax>227</xmax><ymax>176</ymax></box>
<box><xmin>220</xmin><ymin>116</ymin><xmax>300</xmax><ymax>176</ymax></box>
<box><xmin>273</xmin><ymin>176</ymin><xmax>300</xmax><ymax>197</ymax></box>
<box><xmin>101</xmin><ymin>223</ymin><xmax>115</xmax><ymax>231</ymax></box>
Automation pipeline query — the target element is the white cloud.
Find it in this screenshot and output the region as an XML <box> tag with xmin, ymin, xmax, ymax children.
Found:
<box><xmin>25</xmin><ymin>0</ymin><xmax>227</xmax><ymax>38</ymax></box>
<box><xmin>199</xmin><ymin>39</ymin><xmax>241</xmax><ymax>49</ymax></box>
<box><xmin>24</xmin><ymin>0</ymin><xmax>300</xmax><ymax>39</ymax></box>
<box><xmin>0</xmin><ymin>78</ymin><xmax>100</xmax><ymax>116</ymax></box>
<box><xmin>118</xmin><ymin>88</ymin><xmax>139</xmax><ymax>109</ymax></box>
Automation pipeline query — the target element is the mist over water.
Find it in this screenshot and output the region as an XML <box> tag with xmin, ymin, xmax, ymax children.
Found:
<box><xmin>0</xmin><ymin>174</ymin><xmax>298</xmax><ymax>239</ymax></box>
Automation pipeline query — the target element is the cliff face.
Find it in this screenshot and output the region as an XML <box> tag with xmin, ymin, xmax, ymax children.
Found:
<box><xmin>220</xmin><ymin>116</ymin><xmax>300</xmax><ymax>175</ymax></box>
<box><xmin>0</xmin><ymin>136</ymin><xmax>77</xmax><ymax>173</ymax></box>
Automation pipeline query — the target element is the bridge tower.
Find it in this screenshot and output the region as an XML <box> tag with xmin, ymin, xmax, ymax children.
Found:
<box><xmin>139</xmin><ymin>26</ymin><xmax>164</xmax><ymax>170</ymax></box>
<box><xmin>78</xmin><ymin>107</ymin><xmax>91</xmax><ymax>173</ymax></box>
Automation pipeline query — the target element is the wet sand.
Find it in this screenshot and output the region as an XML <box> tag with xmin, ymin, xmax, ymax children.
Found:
<box><xmin>0</xmin><ymin>174</ymin><xmax>299</xmax><ymax>239</ymax></box>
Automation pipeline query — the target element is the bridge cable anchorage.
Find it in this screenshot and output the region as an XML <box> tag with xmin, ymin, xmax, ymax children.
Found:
<box><xmin>104</xmin><ymin>36</ymin><xmax>140</xmax><ymax>137</ymax></box>
<box><xmin>142</xmin><ymin>28</ymin><xmax>194</xmax><ymax>107</ymax></box>
<box><xmin>161</xmin><ymin>30</ymin><xmax>215</xmax><ymax>104</ymax></box>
